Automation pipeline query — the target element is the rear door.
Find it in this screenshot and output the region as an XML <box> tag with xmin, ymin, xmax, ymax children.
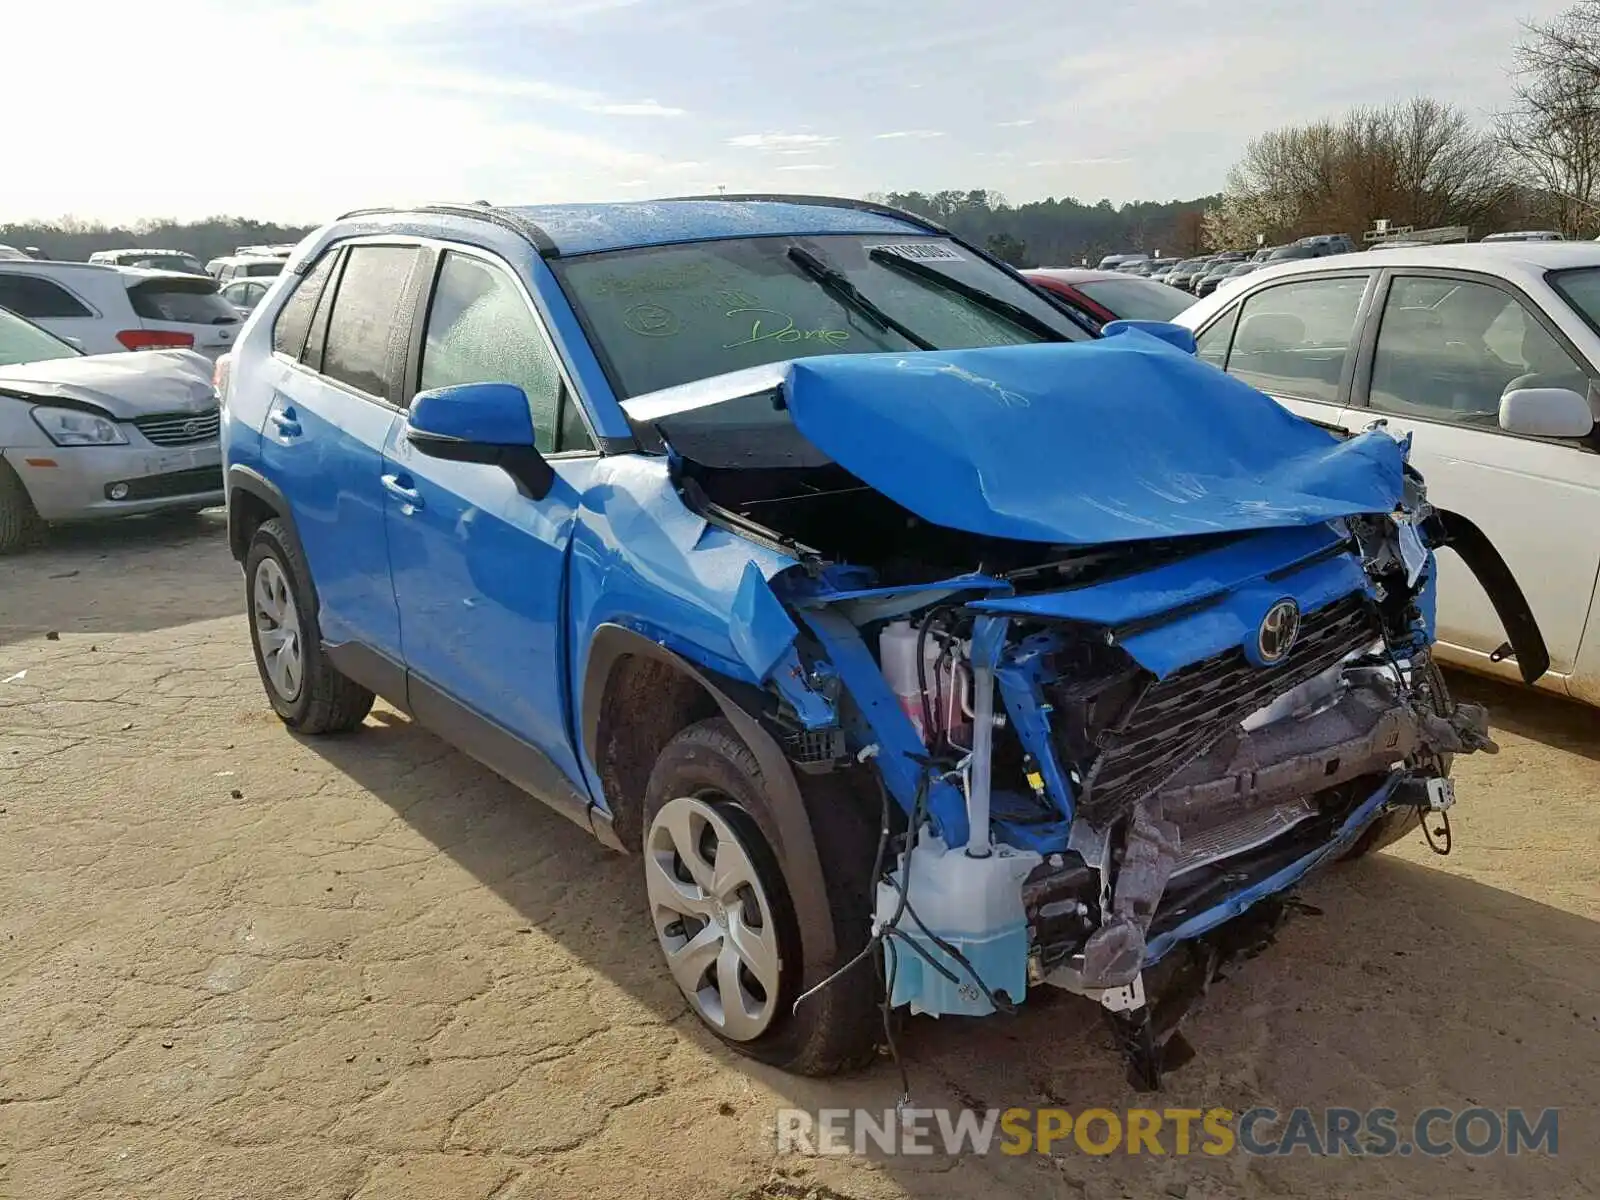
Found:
<box><xmin>1337</xmin><ymin>269</ymin><xmax>1600</xmax><ymax>683</ymax></box>
<box><xmin>381</xmin><ymin>246</ymin><xmax>601</xmax><ymax>793</ymax></box>
<box><xmin>259</xmin><ymin>241</ymin><xmax>427</xmax><ymax>662</ymax></box>
<box><xmin>0</xmin><ymin>271</ymin><xmax>112</xmax><ymax>353</ymax></box>
<box><xmin>123</xmin><ymin>274</ymin><xmax>242</xmax><ymax>360</ymax></box>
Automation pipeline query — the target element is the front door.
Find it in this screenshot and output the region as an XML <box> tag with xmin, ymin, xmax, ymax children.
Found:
<box><xmin>1210</xmin><ymin>272</ymin><xmax>1372</xmax><ymax>432</ymax></box>
<box><xmin>381</xmin><ymin>249</ymin><xmax>601</xmax><ymax>792</ymax></box>
<box><xmin>1339</xmin><ymin>272</ymin><xmax>1600</xmax><ymax>682</ymax></box>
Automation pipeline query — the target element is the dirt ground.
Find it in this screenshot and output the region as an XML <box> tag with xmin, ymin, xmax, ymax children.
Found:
<box><xmin>2</xmin><ymin>513</ymin><xmax>1597</xmax><ymax>1200</ymax></box>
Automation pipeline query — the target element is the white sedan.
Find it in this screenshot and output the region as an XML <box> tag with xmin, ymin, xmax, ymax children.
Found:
<box><xmin>1174</xmin><ymin>241</ymin><xmax>1600</xmax><ymax>706</ymax></box>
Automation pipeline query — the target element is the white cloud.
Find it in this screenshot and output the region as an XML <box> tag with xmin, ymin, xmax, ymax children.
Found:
<box><xmin>728</xmin><ymin>133</ymin><xmax>838</xmax><ymax>152</ymax></box>
<box><xmin>0</xmin><ymin>0</ymin><xmax>678</xmax><ymax>221</ymax></box>
<box><xmin>775</xmin><ymin>164</ymin><xmax>835</xmax><ymax>172</ymax></box>
<box><xmin>588</xmin><ymin>100</ymin><xmax>687</xmax><ymax>117</ymax></box>
<box><xmin>0</xmin><ymin>0</ymin><xmax>1551</xmax><ymax>221</ymax></box>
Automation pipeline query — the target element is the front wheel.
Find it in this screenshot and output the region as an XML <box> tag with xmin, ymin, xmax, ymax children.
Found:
<box><xmin>642</xmin><ymin>718</ymin><xmax>880</xmax><ymax>1075</ymax></box>
<box><xmin>245</xmin><ymin>518</ymin><xmax>374</xmax><ymax>734</ymax></box>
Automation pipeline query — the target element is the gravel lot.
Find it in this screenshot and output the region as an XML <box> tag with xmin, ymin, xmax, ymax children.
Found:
<box><xmin>2</xmin><ymin>514</ymin><xmax>1597</xmax><ymax>1200</ymax></box>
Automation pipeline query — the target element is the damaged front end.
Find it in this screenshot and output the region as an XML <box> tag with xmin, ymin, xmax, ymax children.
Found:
<box><xmin>622</xmin><ymin>335</ymin><xmax>1546</xmax><ymax>1087</ymax></box>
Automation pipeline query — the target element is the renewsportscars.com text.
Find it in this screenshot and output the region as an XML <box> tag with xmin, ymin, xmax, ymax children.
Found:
<box><xmin>777</xmin><ymin>1106</ymin><xmax>1560</xmax><ymax>1158</ymax></box>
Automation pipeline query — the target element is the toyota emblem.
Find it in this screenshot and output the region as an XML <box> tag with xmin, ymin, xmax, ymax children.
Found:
<box><xmin>182</xmin><ymin>419</ymin><xmax>201</xmax><ymax>437</ymax></box>
<box><xmin>1256</xmin><ymin>599</ymin><xmax>1301</xmax><ymax>665</ymax></box>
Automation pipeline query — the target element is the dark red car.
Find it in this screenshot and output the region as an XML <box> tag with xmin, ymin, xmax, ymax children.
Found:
<box><xmin>1022</xmin><ymin>268</ymin><xmax>1193</xmax><ymax>333</ymax></box>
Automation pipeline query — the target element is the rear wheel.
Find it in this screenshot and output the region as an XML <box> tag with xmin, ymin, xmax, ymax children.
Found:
<box><xmin>0</xmin><ymin>460</ymin><xmax>44</xmax><ymax>554</ymax></box>
<box><xmin>245</xmin><ymin>518</ymin><xmax>374</xmax><ymax>734</ymax></box>
<box><xmin>642</xmin><ymin>718</ymin><xmax>880</xmax><ymax>1075</ymax></box>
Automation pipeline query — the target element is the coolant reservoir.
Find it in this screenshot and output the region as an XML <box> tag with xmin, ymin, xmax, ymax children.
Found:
<box><xmin>875</xmin><ymin>835</ymin><xmax>1041</xmax><ymax>1016</ymax></box>
<box><xmin>878</xmin><ymin>621</ymin><xmax>971</xmax><ymax>747</ymax></box>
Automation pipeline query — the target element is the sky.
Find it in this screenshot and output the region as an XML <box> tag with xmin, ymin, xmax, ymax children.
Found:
<box><xmin>1</xmin><ymin>0</ymin><xmax>1569</xmax><ymax>224</ymax></box>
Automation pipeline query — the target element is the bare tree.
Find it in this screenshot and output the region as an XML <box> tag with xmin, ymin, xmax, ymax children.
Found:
<box><xmin>1495</xmin><ymin>1</ymin><xmax>1600</xmax><ymax>236</ymax></box>
<box><xmin>1206</xmin><ymin>98</ymin><xmax>1509</xmax><ymax>248</ymax></box>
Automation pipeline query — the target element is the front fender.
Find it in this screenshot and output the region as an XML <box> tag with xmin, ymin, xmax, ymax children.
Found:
<box><xmin>580</xmin><ymin>623</ymin><xmax>840</xmax><ymax>968</ymax></box>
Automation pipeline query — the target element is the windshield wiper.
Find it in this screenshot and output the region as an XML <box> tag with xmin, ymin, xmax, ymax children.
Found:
<box><xmin>867</xmin><ymin>247</ymin><xmax>1072</xmax><ymax>342</ymax></box>
<box><xmin>785</xmin><ymin>246</ymin><xmax>937</xmax><ymax>351</ymax></box>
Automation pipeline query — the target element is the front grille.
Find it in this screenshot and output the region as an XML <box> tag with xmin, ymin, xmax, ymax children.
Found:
<box><xmin>1076</xmin><ymin>592</ymin><xmax>1380</xmax><ymax>823</ymax></box>
<box><xmin>132</xmin><ymin>409</ymin><xmax>220</xmax><ymax>446</ymax></box>
<box><xmin>107</xmin><ymin>466</ymin><xmax>223</xmax><ymax>501</ymax></box>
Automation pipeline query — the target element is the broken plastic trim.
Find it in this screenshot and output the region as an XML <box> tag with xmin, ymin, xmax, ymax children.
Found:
<box><xmin>1423</xmin><ymin>508</ymin><xmax>1549</xmax><ymax>684</ymax></box>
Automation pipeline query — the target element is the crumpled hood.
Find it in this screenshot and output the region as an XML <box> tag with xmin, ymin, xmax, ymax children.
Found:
<box><xmin>777</xmin><ymin>331</ymin><xmax>1406</xmax><ymax>544</ymax></box>
<box><xmin>0</xmin><ymin>350</ymin><xmax>216</xmax><ymax>419</ymax></box>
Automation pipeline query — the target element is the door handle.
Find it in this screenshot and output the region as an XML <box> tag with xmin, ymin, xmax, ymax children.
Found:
<box><xmin>381</xmin><ymin>473</ymin><xmax>424</xmax><ymax>509</ymax></box>
<box><xmin>268</xmin><ymin>408</ymin><xmax>302</xmax><ymax>437</ymax></box>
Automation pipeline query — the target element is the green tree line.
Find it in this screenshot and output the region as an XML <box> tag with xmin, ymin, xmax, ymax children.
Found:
<box><xmin>865</xmin><ymin>189</ymin><xmax>1216</xmax><ymax>267</ymax></box>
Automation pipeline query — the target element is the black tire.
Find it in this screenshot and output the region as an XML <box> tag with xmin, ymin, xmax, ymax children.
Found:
<box><xmin>1340</xmin><ymin>805</ymin><xmax>1422</xmax><ymax>861</ymax></box>
<box><xmin>244</xmin><ymin>518</ymin><xmax>374</xmax><ymax>734</ymax></box>
<box><xmin>0</xmin><ymin>459</ymin><xmax>44</xmax><ymax>555</ymax></box>
<box><xmin>643</xmin><ymin>718</ymin><xmax>881</xmax><ymax>1075</ymax></box>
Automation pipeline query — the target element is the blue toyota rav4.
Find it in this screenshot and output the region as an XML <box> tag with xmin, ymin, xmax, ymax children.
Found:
<box><xmin>220</xmin><ymin>196</ymin><xmax>1544</xmax><ymax>1086</ymax></box>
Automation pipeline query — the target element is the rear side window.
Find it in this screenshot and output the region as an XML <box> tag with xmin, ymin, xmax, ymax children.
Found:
<box><xmin>321</xmin><ymin>245</ymin><xmax>423</xmax><ymax>398</ymax></box>
<box><xmin>1224</xmin><ymin>276</ymin><xmax>1367</xmax><ymax>404</ymax></box>
<box><xmin>1072</xmin><ymin>277</ymin><xmax>1192</xmax><ymax>323</ymax></box>
<box><xmin>243</xmin><ymin>262</ymin><xmax>283</xmax><ymax>278</ymax></box>
<box><xmin>272</xmin><ymin>250</ymin><xmax>338</xmax><ymax>359</ymax></box>
<box><xmin>0</xmin><ymin>274</ymin><xmax>92</xmax><ymax>319</ymax></box>
<box><xmin>126</xmin><ymin>277</ymin><xmax>239</xmax><ymax>325</ymax></box>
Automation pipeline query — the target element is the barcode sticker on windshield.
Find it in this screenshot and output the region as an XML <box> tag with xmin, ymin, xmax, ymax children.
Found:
<box><xmin>873</xmin><ymin>242</ymin><xmax>964</xmax><ymax>261</ymax></box>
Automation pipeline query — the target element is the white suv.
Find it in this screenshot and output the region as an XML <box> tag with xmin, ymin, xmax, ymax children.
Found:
<box><xmin>0</xmin><ymin>261</ymin><xmax>242</xmax><ymax>360</ymax></box>
<box><xmin>204</xmin><ymin>255</ymin><xmax>286</xmax><ymax>285</ymax></box>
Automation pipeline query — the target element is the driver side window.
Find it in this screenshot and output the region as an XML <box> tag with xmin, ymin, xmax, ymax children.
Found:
<box><xmin>1368</xmin><ymin>276</ymin><xmax>1591</xmax><ymax>426</ymax></box>
<box><xmin>419</xmin><ymin>252</ymin><xmax>593</xmax><ymax>454</ymax></box>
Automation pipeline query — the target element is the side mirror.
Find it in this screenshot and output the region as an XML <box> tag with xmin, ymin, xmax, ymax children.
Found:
<box><xmin>406</xmin><ymin>382</ymin><xmax>555</xmax><ymax>500</ymax></box>
<box><xmin>1498</xmin><ymin>387</ymin><xmax>1595</xmax><ymax>438</ymax></box>
<box><xmin>1101</xmin><ymin>319</ymin><xmax>1198</xmax><ymax>355</ymax></box>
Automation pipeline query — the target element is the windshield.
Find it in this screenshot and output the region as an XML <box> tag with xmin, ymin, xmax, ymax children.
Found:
<box><xmin>1548</xmin><ymin>267</ymin><xmax>1600</xmax><ymax>337</ymax></box>
<box><xmin>1073</xmin><ymin>277</ymin><xmax>1192</xmax><ymax>322</ymax></box>
<box><xmin>127</xmin><ymin>278</ymin><xmax>241</xmax><ymax>325</ymax></box>
<box><xmin>0</xmin><ymin>305</ymin><xmax>81</xmax><ymax>366</ymax></box>
<box><xmin>130</xmin><ymin>254</ymin><xmax>205</xmax><ymax>273</ymax></box>
<box><xmin>553</xmin><ymin>234</ymin><xmax>1088</xmax><ymax>398</ymax></box>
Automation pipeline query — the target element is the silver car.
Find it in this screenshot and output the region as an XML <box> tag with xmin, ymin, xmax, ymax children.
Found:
<box><xmin>0</xmin><ymin>306</ymin><xmax>222</xmax><ymax>552</ymax></box>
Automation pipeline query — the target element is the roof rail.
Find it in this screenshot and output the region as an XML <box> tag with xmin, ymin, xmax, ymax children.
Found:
<box><xmin>333</xmin><ymin>203</ymin><xmax>555</xmax><ymax>254</ymax></box>
<box><xmin>659</xmin><ymin>192</ymin><xmax>950</xmax><ymax>236</ymax></box>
